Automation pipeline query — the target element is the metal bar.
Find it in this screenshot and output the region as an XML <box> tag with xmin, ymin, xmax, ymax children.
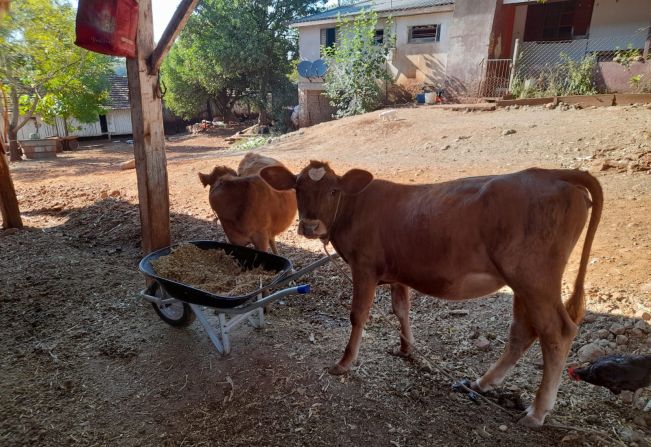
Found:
<box><xmin>189</xmin><ymin>304</ymin><xmax>225</xmax><ymax>354</ymax></box>
<box><xmin>139</xmin><ymin>289</ymin><xmax>177</xmax><ymax>305</ymax></box>
<box><xmin>268</xmin><ymin>255</ymin><xmax>336</xmax><ymax>291</ymax></box>
<box><xmin>218</xmin><ymin>313</ymin><xmax>230</xmax><ymax>354</ymax></box>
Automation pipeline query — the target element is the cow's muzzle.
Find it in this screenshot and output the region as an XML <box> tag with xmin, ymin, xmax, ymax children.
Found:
<box><xmin>298</xmin><ymin>219</ymin><xmax>326</xmax><ymax>239</ymax></box>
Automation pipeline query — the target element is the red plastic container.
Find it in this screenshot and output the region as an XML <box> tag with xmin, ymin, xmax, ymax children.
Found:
<box><xmin>75</xmin><ymin>0</ymin><xmax>138</xmax><ymax>58</ymax></box>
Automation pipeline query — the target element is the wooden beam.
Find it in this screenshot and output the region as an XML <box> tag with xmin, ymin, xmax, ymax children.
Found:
<box><xmin>147</xmin><ymin>0</ymin><xmax>200</xmax><ymax>75</ymax></box>
<box><xmin>126</xmin><ymin>0</ymin><xmax>171</xmax><ymax>254</ymax></box>
<box><xmin>0</xmin><ymin>139</ymin><xmax>23</xmax><ymax>229</ymax></box>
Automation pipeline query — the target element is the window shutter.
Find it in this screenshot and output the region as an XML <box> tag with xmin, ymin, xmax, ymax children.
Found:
<box><xmin>320</xmin><ymin>28</ymin><xmax>327</xmax><ymax>47</ymax></box>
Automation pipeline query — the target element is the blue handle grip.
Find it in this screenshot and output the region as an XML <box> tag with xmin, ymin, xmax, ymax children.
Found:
<box><xmin>297</xmin><ymin>284</ymin><xmax>310</xmax><ymax>294</ymax></box>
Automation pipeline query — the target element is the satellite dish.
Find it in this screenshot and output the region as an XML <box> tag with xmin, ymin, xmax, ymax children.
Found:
<box><xmin>311</xmin><ymin>59</ymin><xmax>328</xmax><ymax>78</ymax></box>
<box><xmin>297</xmin><ymin>60</ymin><xmax>312</xmax><ymax>78</ymax></box>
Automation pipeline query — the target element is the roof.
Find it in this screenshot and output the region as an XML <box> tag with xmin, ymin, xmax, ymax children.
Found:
<box><xmin>107</xmin><ymin>75</ymin><xmax>130</xmax><ymax>109</ymax></box>
<box><xmin>292</xmin><ymin>0</ymin><xmax>454</xmax><ymax>25</ymax></box>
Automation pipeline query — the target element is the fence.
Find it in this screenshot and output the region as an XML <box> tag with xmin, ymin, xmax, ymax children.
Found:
<box><xmin>512</xmin><ymin>29</ymin><xmax>651</xmax><ymax>97</ymax></box>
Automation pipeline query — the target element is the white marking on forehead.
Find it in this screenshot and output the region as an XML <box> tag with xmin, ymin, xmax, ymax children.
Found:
<box><xmin>308</xmin><ymin>167</ymin><xmax>326</xmax><ymax>182</ymax></box>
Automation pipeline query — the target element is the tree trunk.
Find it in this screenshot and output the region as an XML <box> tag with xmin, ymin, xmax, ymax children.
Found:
<box><xmin>0</xmin><ymin>139</ymin><xmax>23</xmax><ymax>229</ymax></box>
<box><xmin>63</xmin><ymin>118</ymin><xmax>69</xmax><ymax>137</ymax></box>
<box><xmin>257</xmin><ymin>107</ymin><xmax>271</xmax><ymax>126</ymax></box>
<box><xmin>8</xmin><ymin>127</ymin><xmax>22</xmax><ymax>162</ymax></box>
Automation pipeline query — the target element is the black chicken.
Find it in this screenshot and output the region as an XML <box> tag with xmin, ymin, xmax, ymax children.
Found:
<box><xmin>568</xmin><ymin>354</ymin><xmax>651</xmax><ymax>398</ymax></box>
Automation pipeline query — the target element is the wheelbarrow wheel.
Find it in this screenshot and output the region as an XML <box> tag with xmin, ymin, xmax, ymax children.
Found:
<box><xmin>149</xmin><ymin>283</ymin><xmax>195</xmax><ymax>327</ymax></box>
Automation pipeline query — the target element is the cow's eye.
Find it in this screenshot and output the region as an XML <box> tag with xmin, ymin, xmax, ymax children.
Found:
<box><xmin>330</xmin><ymin>189</ymin><xmax>337</xmax><ymax>196</ymax></box>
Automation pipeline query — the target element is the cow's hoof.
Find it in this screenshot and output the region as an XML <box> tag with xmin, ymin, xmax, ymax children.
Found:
<box><xmin>388</xmin><ymin>347</ymin><xmax>412</xmax><ymax>359</ymax></box>
<box><xmin>328</xmin><ymin>364</ymin><xmax>348</xmax><ymax>376</ymax></box>
<box><xmin>517</xmin><ymin>413</ymin><xmax>544</xmax><ymax>429</ymax></box>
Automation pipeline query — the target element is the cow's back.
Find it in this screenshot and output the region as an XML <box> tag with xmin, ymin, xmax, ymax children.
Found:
<box><xmin>238</xmin><ymin>153</ymin><xmax>285</xmax><ymax>177</ymax></box>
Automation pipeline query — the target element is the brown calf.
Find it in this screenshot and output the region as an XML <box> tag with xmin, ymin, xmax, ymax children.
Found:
<box><xmin>198</xmin><ymin>154</ymin><xmax>297</xmax><ymax>254</ymax></box>
<box><xmin>261</xmin><ymin>162</ymin><xmax>603</xmax><ymax>427</ymax></box>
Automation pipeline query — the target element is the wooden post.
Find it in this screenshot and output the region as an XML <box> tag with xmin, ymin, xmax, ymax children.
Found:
<box><xmin>126</xmin><ymin>0</ymin><xmax>170</xmax><ymax>254</ymax></box>
<box><xmin>0</xmin><ymin>139</ymin><xmax>23</xmax><ymax>229</ymax></box>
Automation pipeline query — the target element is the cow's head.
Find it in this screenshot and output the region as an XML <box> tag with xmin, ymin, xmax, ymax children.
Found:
<box><xmin>261</xmin><ymin>161</ymin><xmax>373</xmax><ymax>240</ymax></box>
<box><xmin>198</xmin><ymin>166</ymin><xmax>238</xmax><ymax>188</ymax></box>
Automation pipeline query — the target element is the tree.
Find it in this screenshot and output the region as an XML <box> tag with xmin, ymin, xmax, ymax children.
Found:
<box><xmin>162</xmin><ymin>0</ymin><xmax>322</xmax><ymax>125</ymax></box>
<box><xmin>0</xmin><ymin>0</ymin><xmax>112</xmax><ymax>160</ymax></box>
<box><xmin>323</xmin><ymin>11</ymin><xmax>394</xmax><ymax>118</ymax></box>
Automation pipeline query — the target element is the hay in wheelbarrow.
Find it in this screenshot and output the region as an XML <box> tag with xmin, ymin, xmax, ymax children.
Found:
<box><xmin>151</xmin><ymin>243</ymin><xmax>276</xmax><ymax>297</ymax></box>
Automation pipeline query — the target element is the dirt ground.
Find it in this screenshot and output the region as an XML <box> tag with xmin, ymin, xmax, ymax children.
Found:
<box><xmin>1</xmin><ymin>105</ymin><xmax>650</xmax><ymax>446</ymax></box>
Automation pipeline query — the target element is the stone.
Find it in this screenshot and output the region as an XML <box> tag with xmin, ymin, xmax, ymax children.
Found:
<box><xmin>619</xmin><ymin>427</ymin><xmax>645</xmax><ymax>443</ymax></box>
<box><xmin>449</xmin><ymin>309</ymin><xmax>469</xmax><ymax>317</ymax></box>
<box><xmin>498</xmin><ymin>425</ymin><xmax>508</xmax><ymax>432</ymax></box>
<box><xmin>441</xmin><ymin>144</ymin><xmax>451</xmax><ymax>151</ymax></box>
<box><xmin>636</xmin><ymin>310</ymin><xmax>651</xmax><ymax>322</ymax></box>
<box><xmin>594</xmin><ymin>329</ymin><xmax>610</xmax><ymax>340</ymax></box>
<box><xmin>100</xmin><ymin>191</ymin><xmax>109</xmax><ymax>199</ymax></box>
<box><xmin>610</xmin><ymin>323</ymin><xmax>626</xmax><ymax>335</ymax></box>
<box><xmin>583</xmin><ymin>313</ymin><xmax>597</xmax><ymax>323</ymax></box>
<box><xmin>577</xmin><ymin>342</ymin><xmax>606</xmax><ymax>362</ymax></box>
<box><xmin>119</xmin><ymin>159</ymin><xmax>136</xmax><ymax>170</ymax></box>
<box><xmin>502</xmin><ymin>129</ymin><xmax>516</xmax><ymax>136</ymax></box>
<box><xmin>615</xmin><ymin>334</ymin><xmax>628</xmax><ymax>345</ymax></box>
<box><xmin>474</xmin><ymin>336</ymin><xmax>491</xmax><ymax>351</ymax></box>
<box><xmin>110</xmin><ymin>190</ymin><xmax>121</xmax><ymax>197</ymax></box>
<box><xmin>634</xmin><ymin>319</ymin><xmax>650</xmax><ymax>333</ymax></box>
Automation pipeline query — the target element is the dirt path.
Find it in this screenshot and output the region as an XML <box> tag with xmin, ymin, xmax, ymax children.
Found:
<box><xmin>1</xmin><ymin>105</ymin><xmax>650</xmax><ymax>446</ymax></box>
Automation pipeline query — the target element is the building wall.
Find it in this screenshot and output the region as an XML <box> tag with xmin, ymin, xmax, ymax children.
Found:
<box><xmin>445</xmin><ymin>0</ymin><xmax>500</xmax><ymax>99</ymax></box>
<box><xmin>297</xmin><ymin>10</ymin><xmax>453</xmax><ymax>88</ymax></box>
<box><xmin>107</xmin><ymin>109</ymin><xmax>133</xmax><ymax>135</ymax></box>
<box><xmin>511</xmin><ymin>0</ymin><xmax>650</xmax><ymax>50</ymax></box>
<box><xmin>8</xmin><ymin>109</ymin><xmax>133</xmax><ymax>141</ymax></box>
<box><xmin>298</xmin><ymin>88</ymin><xmax>336</xmax><ymax>128</ymax></box>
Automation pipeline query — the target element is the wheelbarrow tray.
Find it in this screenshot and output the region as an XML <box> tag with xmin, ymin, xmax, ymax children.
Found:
<box><xmin>139</xmin><ymin>240</ymin><xmax>293</xmax><ymax>309</ymax></box>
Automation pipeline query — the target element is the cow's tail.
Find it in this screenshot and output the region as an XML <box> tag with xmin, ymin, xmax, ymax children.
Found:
<box><xmin>559</xmin><ymin>170</ymin><xmax>603</xmax><ymax>324</ymax></box>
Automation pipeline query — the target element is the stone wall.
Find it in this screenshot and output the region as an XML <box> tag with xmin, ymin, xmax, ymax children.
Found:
<box><xmin>298</xmin><ymin>88</ymin><xmax>336</xmax><ymax>128</ymax></box>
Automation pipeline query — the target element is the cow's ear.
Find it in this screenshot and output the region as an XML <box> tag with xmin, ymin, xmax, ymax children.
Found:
<box><xmin>198</xmin><ymin>172</ymin><xmax>212</xmax><ymax>188</ymax></box>
<box><xmin>260</xmin><ymin>166</ymin><xmax>296</xmax><ymax>191</ymax></box>
<box><xmin>339</xmin><ymin>169</ymin><xmax>373</xmax><ymax>195</ymax></box>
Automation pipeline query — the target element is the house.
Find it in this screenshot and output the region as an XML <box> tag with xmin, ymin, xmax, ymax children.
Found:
<box><xmin>13</xmin><ymin>74</ymin><xmax>133</xmax><ymax>140</ymax></box>
<box><xmin>292</xmin><ymin>0</ymin><xmax>651</xmax><ymax>126</ymax></box>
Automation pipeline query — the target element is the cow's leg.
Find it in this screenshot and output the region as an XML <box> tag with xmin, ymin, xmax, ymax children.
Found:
<box><xmin>251</xmin><ymin>233</ymin><xmax>270</xmax><ymax>253</ymax></box>
<box><xmin>519</xmin><ymin>301</ymin><xmax>577</xmax><ymax>428</ymax></box>
<box><xmin>269</xmin><ymin>238</ymin><xmax>278</xmax><ymax>255</ymax></box>
<box><xmin>329</xmin><ymin>272</ymin><xmax>377</xmax><ymax>375</ymax></box>
<box><xmin>473</xmin><ymin>294</ymin><xmax>536</xmax><ymax>392</ymax></box>
<box><xmin>390</xmin><ymin>283</ymin><xmax>414</xmax><ymax>357</ymax></box>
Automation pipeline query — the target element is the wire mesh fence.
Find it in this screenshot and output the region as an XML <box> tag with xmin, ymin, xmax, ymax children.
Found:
<box><xmin>512</xmin><ymin>28</ymin><xmax>651</xmax><ymax>97</ymax></box>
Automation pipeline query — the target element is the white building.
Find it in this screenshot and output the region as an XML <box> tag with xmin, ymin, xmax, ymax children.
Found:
<box><xmin>13</xmin><ymin>74</ymin><xmax>133</xmax><ymax>140</ymax></box>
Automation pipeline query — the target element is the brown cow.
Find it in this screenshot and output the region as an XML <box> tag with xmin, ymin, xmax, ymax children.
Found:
<box><xmin>198</xmin><ymin>153</ymin><xmax>297</xmax><ymax>254</ymax></box>
<box><xmin>261</xmin><ymin>161</ymin><xmax>603</xmax><ymax>427</ymax></box>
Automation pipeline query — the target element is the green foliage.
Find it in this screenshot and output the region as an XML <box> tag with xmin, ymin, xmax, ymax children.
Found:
<box><xmin>161</xmin><ymin>0</ymin><xmax>321</xmax><ymax>124</ymax></box>
<box><xmin>0</xmin><ymin>0</ymin><xmax>113</xmax><ymax>131</ymax></box>
<box><xmin>232</xmin><ymin>136</ymin><xmax>268</xmax><ymax>151</ymax></box>
<box><xmin>613</xmin><ymin>44</ymin><xmax>642</xmax><ymax>69</ymax></box>
<box><xmin>511</xmin><ymin>52</ymin><xmax>597</xmax><ymax>98</ymax></box>
<box><xmin>322</xmin><ymin>11</ymin><xmax>395</xmax><ymax>118</ymax></box>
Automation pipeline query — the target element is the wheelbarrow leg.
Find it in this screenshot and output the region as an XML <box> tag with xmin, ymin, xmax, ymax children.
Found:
<box><xmin>189</xmin><ymin>304</ymin><xmax>225</xmax><ymax>354</ymax></box>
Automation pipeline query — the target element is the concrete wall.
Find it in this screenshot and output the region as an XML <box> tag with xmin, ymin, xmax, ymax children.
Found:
<box><xmin>389</xmin><ymin>12</ymin><xmax>453</xmax><ymax>85</ymax></box>
<box><xmin>445</xmin><ymin>0</ymin><xmax>500</xmax><ymax>99</ymax></box>
<box><xmin>298</xmin><ymin>89</ymin><xmax>336</xmax><ymax>128</ymax></box>
<box><xmin>297</xmin><ymin>11</ymin><xmax>453</xmax><ymax>88</ymax></box>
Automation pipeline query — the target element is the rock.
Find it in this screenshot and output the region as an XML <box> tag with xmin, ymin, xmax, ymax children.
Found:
<box><xmin>630</xmin><ymin>328</ymin><xmax>645</xmax><ymax>337</ymax></box>
<box><xmin>583</xmin><ymin>313</ymin><xmax>597</xmax><ymax>323</ymax></box>
<box><xmin>577</xmin><ymin>342</ymin><xmax>606</xmax><ymax>362</ymax></box>
<box><xmin>100</xmin><ymin>191</ymin><xmax>109</xmax><ymax>199</ymax></box>
<box><xmin>502</xmin><ymin>129</ymin><xmax>516</xmax><ymax>136</ymax></box>
<box><xmin>597</xmin><ymin>339</ymin><xmax>610</xmax><ymax>347</ymax></box>
<box><xmin>615</xmin><ymin>334</ymin><xmax>628</xmax><ymax>345</ymax></box>
<box><xmin>594</xmin><ymin>328</ymin><xmax>610</xmax><ymax>340</ymax></box>
<box><xmin>449</xmin><ymin>309</ymin><xmax>469</xmax><ymax>317</ymax></box>
<box><xmin>633</xmin><ymin>415</ymin><xmax>647</xmax><ymax>428</ymax></box>
<box><xmin>441</xmin><ymin>144</ymin><xmax>451</xmax><ymax>150</ymax></box>
<box><xmin>634</xmin><ymin>319</ymin><xmax>650</xmax><ymax>333</ymax></box>
<box><xmin>636</xmin><ymin>310</ymin><xmax>651</xmax><ymax>322</ymax></box>
<box><xmin>645</xmin><ymin>399</ymin><xmax>651</xmax><ymax>412</ymax></box>
<box><xmin>474</xmin><ymin>336</ymin><xmax>491</xmax><ymax>351</ymax></box>
<box><xmin>610</xmin><ymin>323</ymin><xmax>626</xmax><ymax>335</ymax></box>
<box><xmin>641</xmin><ymin>283</ymin><xmax>651</xmax><ymax>293</ymax></box>
<box><xmin>545</xmin><ymin>102</ymin><xmax>556</xmax><ymax>110</ymax></box>
<box><xmin>119</xmin><ymin>159</ymin><xmax>136</xmax><ymax>170</ymax></box>
<box><xmin>110</xmin><ymin>190</ymin><xmax>121</xmax><ymax>197</ymax></box>
<box><xmin>0</xmin><ymin>228</ymin><xmax>19</xmax><ymax>237</ymax></box>
<box><xmin>619</xmin><ymin>427</ymin><xmax>645</xmax><ymax>443</ymax></box>
<box><xmin>498</xmin><ymin>425</ymin><xmax>508</xmax><ymax>432</ymax></box>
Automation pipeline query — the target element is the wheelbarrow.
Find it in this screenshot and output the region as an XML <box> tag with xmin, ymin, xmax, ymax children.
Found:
<box><xmin>139</xmin><ymin>240</ymin><xmax>335</xmax><ymax>355</ymax></box>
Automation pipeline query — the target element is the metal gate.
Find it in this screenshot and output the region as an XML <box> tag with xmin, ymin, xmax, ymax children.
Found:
<box><xmin>479</xmin><ymin>58</ymin><xmax>513</xmax><ymax>98</ymax></box>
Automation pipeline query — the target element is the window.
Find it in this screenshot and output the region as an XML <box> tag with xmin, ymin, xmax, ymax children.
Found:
<box><xmin>408</xmin><ymin>24</ymin><xmax>440</xmax><ymax>43</ymax></box>
<box><xmin>320</xmin><ymin>27</ymin><xmax>336</xmax><ymax>48</ymax></box>
<box><xmin>374</xmin><ymin>29</ymin><xmax>384</xmax><ymax>45</ymax></box>
<box><xmin>524</xmin><ymin>0</ymin><xmax>595</xmax><ymax>42</ymax></box>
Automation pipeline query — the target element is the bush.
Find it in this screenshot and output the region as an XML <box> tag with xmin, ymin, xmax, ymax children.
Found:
<box><xmin>322</xmin><ymin>11</ymin><xmax>395</xmax><ymax>118</ymax></box>
<box><xmin>512</xmin><ymin>52</ymin><xmax>597</xmax><ymax>98</ymax></box>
